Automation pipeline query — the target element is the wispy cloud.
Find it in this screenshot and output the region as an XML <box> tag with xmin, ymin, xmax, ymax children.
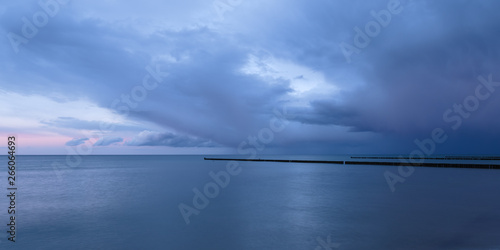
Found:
<box><xmin>65</xmin><ymin>138</ymin><xmax>89</xmax><ymax>146</ymax></box>
<box><xmin>93</xmin><ymin>137</ymin><xmax>124</xmax><ymax>147</ymax></box>
<box><xmin>127</xmin><ymin>131</ymin><xmax>216</xmax><ymax>147</ymax></box>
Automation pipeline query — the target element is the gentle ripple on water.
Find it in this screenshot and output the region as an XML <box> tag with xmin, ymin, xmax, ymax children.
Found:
<box><xmin>0</xmin><ymin>155</ymin><xmax>499</xmax><ymax>249</ymax></box>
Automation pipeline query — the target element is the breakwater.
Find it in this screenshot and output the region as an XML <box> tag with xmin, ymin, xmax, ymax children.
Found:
<box><xmin>204</xmin><ymin>157</ymin><xmax>500</xmax><ymax>169</ymax></box>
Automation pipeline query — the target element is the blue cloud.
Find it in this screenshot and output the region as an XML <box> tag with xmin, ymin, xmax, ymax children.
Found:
<box><xmin>65</xmin><ymin>138</ymin><xmax>89</xmax><ymax>146</ymax></box>
<box><xmin>94</xmin><ymin>137</ymin><xmax>124</xmax><ymax>146</ymax></box>
<box><xmin>127</xmin><ymin>131</ymin><xmax>216</xmax><ymax>147</ymax></box>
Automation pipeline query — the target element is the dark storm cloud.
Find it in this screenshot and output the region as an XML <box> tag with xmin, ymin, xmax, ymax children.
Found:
<box><xmin>287</xmin><ymin>0</ymin><xmax>500</xmax><ymax>141</ymax></box>
<box><xmin>1</xmin><ymin>3</ymin><xmax>291</xmax><ymax>147</ymax></box>
<box><xmin>125</xmin><ymin>32</ymin><xmax>292</xmax><ymax>146</ymax></box>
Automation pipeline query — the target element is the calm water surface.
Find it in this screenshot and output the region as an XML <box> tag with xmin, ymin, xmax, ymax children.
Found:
<box><xmin>1</xmin><ymin>155</ymin><xmax>499</xmax><ymax>249</ymax></box>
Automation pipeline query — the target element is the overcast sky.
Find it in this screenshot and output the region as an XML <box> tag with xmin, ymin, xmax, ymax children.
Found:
<box><xmin>1</xmin><ymin>0</ymin><xmax>500</xmax><ymax>155</ymax></box>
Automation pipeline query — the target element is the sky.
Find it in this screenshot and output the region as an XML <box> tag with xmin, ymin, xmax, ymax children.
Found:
<box><xmin>1</xmin><ymin>0</ymin><xmax>500</xmax><ymax>155</ymax></box>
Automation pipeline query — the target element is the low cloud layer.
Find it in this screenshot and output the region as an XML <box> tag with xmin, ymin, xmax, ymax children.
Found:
<box><xmin>65</xmin><ymin>138</ymin><xmax>89</xmax><ymax>146</ymax></box>
<box><xmin>127</xmin><ymin>131</ymin><xmax>216</xmax><ymax>147</ymax></box>
<box><xmin>94</xmin><ymin>137</ymin><xmax>124</xmax><ymax>146</ymax></box>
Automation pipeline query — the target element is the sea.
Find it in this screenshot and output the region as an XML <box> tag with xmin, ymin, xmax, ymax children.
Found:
<box><xmin>1</xmin><ymin>155</ymin><xmax>500</xmax><ymax>250</ymax></box>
